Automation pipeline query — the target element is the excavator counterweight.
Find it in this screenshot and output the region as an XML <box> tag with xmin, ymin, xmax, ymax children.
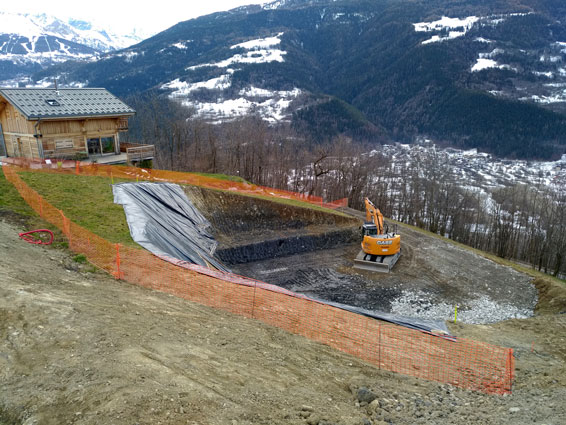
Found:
<box><xmin>353</xmin><ymin>198</ymin><xmax>401</xmax><ymax>273</ymax></box>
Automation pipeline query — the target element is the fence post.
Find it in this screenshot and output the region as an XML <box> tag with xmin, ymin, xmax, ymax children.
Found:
<box><xmin>114</xmin><ymin>243</ymin><xmax>123</xmax><ymax>280</ymax></box>
<box><xmin>38</xmin><ymin>194</ymin><xmax>43</xmax><ymax>218</ymax></box>
<box><xmin>251</xmin><ymin>281</ymin><xmax>257</xmax><ymax>319</ymax></box>
<box><xmin>57</xmin><ymin>209</ymin><xmax>72</xmax><ymax>249</ymax></box>
<box><xmin>378</xmin><ymin>324</ymin><xmax>381</xmax><ymax>370</ymax></box>
<box><xmin>75</xmin><ymin>161</ymin><xmax>80</xmax><ymax>175</ymax></box>
<box><xmin>507</xmin><ymin>348</ymin><xmax>515</xmax><ymax>393</ymax></box>
<box><xmin>58</xmin><ymin>209</ymin><xmax>67</xmax><ymax>235</ymax></box>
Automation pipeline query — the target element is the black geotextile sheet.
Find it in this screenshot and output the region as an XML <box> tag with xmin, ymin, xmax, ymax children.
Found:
<box><xmin>311</xmin><ymin>298</ymin><xmax>451</xmax><ymax>336</ymax></box>
<box><xmin>113</xmin><ymin>182</ymin><xmax>230</xmax><ymax>272</ymax></box>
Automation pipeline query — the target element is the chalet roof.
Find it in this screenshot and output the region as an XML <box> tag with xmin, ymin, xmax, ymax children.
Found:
<box><xmin>0</xmin><ymin>88</ymin><xmax>135</xmax><ymax>120</ymax></box>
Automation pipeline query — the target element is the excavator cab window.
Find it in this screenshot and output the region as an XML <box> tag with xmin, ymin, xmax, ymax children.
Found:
<box><xmin>362</xmin><ymin>223</ymin><xmax>378</xmax><ymax>237</ymax></box>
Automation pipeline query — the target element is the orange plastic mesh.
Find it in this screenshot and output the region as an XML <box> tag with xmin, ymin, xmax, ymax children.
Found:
<box><xmin>1</xmin><ymin>158</ymin><xmax>348</xmax><ymax>209</ymax></box>
<box><xmin>2</xmin><ymin>163</ymin><xmax>514</xmax><ymax>394</ymax></box>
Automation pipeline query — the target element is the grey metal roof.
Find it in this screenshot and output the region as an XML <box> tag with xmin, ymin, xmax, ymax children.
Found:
<box><xmin>0</xmin><ymin>88</ymin><xmax>135</xmax><ymax>120</ymax></box>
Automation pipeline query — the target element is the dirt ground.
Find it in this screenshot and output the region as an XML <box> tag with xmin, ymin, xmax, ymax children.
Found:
<box><xmin>1</xmin><ymin>212</ymin><xmax>566</xmax><ymax>425</ymax></box>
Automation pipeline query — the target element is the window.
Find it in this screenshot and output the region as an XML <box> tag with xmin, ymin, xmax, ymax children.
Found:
<box><xmin>87</xmin><ymin>136</ymin><xmax>115</xmax><ymax>155</ymax></box>
<box><xmin>55</xmin><ymin>139</ymin><xmax>74</xmax><ymax>150</ymax></box>
<box><xmin>45</xmin><ymin>99</ymin><xmax>61</xmax><ymax>106</ymax></box>
<box><xmin>101</xmin><ymin>136</ymin><xmax>115</xmax><ymax>153</ymax></box>
<box><xmin>117</xmin><ymin>117</ymin><xmax>129</xmax><ymax>131</ymax></box>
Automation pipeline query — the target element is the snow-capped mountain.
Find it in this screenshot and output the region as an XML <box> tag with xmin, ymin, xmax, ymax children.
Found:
<box><xmin>0</xmin><ymin>12</ymin><xmax>143</xmax><ymax>52</ymax></box>
<box><xmin>0</xmin><ymin>12</ymin><xmax>146</xmax><ymax>85</ymax></box>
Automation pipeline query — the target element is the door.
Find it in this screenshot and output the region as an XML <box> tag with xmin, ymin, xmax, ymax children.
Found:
<box><xmin>17</xmin><ymin>137</ymin><xmax>25</xmax><ymax>156</ymax></box>
<box><xmin>87</xmin><ymin>138</ymin><xmax>101</xmax><ymax>155</ymax></box>
<box><xmin>12</xmin><ymin>137</ymin><xmax>21</xmax><ymax>157</ymax></box>
<box><xmin>101</xmin><ymin>136</ymin><xmax>115</xmax><ymax>154</ymax></box>
<box><xmin>0</xmin><ymin>124</ymin><xmax>6</xmax><ymax>156</ymax></box>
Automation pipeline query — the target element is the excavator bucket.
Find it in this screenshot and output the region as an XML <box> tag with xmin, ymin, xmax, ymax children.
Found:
<box><xmin>353</xmin><ymin>249</ymin><xmax>401</xmax><ymax>273</ymax></box>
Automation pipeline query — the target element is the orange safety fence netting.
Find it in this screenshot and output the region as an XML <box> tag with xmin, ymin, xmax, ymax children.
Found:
<box><xmin>1</xmin><ymin>163</ymin><xmax>514</xmax><ymax>394</ymax></box>
<box><xmin>0</xmin><ymin>157</ymin><xmax>348</xmax><ymax>209</ymax></box>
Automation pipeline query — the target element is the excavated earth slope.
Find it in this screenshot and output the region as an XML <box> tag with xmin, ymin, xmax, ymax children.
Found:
<box><xmin>183</xmin><ymin>186</ymin><xmax>360</xmax><ymax>264</ymax></box>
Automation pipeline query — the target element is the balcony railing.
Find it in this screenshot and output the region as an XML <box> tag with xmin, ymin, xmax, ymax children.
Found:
<box><xmin>120</xmin><ymin>143</ymin><xmax>155</xmax><ymax>164</ymax></box>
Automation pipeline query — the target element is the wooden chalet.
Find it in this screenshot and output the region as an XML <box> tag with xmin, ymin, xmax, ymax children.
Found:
<box><xmin>0</xmin><ymin>87</ymin><xmax>154</xmax><ymax>164</ymax></box>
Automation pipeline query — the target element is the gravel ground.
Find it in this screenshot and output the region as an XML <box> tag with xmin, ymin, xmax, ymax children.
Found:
<box><xmin>232</xmin><ymin>218</ymin><xmax>538</xmax><ymax>325</ymax></box>
<box><xmin>389</xmin><ymin>290</ymin><xmax>536</xmax><ymax>324</ymax></box>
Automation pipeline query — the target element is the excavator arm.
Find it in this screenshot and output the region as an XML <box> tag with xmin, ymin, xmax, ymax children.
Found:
<box><xmin>364</xmin><ymin>197</ymin><xmax>385</xmax><ymax>234</ymax></box>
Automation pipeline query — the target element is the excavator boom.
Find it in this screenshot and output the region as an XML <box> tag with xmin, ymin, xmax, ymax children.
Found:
<box><xmin>364</xmin><ymin>198</ymin><xmax>384</xmax><ymax>234</ymax></box>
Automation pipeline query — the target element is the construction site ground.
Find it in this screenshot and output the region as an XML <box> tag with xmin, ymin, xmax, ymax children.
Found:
<box><xmin>231</xmin><ymin>223</ymin><xmax>537</xmax><ymax>325</ymax></box>
<box><xmin>1</xmin><ymin>208</ymin><xmax>566</xmax><ymax>425</ymax></box>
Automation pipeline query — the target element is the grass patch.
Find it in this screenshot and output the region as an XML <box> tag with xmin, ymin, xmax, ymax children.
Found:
<box><xmin>0</xmin><ymin>166</ymin><xmax>36</xmax><ymax>216</ymax></box>
<box><xmin>18</xmin><ymin>171</ymin><xmax>137</xmax><ymax>247</ymax></box>
<box><xmin>73</xmin><ymin>254</ymin><xmax>87</xmax><ymax>264</ymax></box>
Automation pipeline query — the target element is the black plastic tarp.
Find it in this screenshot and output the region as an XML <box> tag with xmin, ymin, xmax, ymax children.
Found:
<box><xmin>311</xmin><ymin>298</ymin><xmax>451</xmax><ymax>336</ymax></box>
<box><xmin>113</xmin><ymin>182</ymin><xmax>230</xmax><ymax>272</ymax></box>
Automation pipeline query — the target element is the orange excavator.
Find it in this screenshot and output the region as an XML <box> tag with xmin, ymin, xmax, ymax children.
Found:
<box><xmin>353</xmin><ymin>197</ymin><xmax>401</xmax><ymax>273</ymax></box>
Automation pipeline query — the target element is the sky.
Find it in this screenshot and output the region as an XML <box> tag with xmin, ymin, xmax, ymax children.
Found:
<box><xmin>1</xmin><ymin>0</ymin><xmax>269</xmax><ymax>36</ymax></box>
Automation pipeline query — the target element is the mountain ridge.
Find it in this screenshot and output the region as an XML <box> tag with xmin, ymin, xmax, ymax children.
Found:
<box><xmin>0</xmin><ymin>11</ymin><xmax>145</xmax><ymax>85</ymax></box>
<box><xmin>11</xmin><ymin>0</ymin><xmax>566</xmax><ymax>159</ymax></box>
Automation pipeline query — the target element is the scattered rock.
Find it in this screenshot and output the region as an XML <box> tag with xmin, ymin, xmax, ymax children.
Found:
<box><xmin>367</xmin><ymin>399</ymin><xmax>380</xmax><ymax>413</ymax></box>
<box><xmin>306</xmin><ymin>415</ymin><xmax>321</xmax><ymax>425</ymax></box>
<box><xmin>356</xmin><ymin>387</ymin><xmax>377</xmax><ymax>404</ymax></box>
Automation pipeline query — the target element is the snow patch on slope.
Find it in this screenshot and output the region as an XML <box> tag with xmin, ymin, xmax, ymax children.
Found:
<box><xmin>521</xmin><ymin>93</ymin><xmax>566</xmax><ymax>104</ymax></box>
<box><xmin>231</xmin><ymin>33</ymin><xmax>283</xmax><ymax>50</ymax></box>
<box><xmin>188</xmin><ymin>32</ymin><xmax>286</xmax><ymax>70</ymax></box>
<box><xmin>184</xmin><ymin>88</ymin><xmax>302</xmax><ymax>124</ymax></box>
<box><xmin>414</xmin><ymin>13</ymin><xmax>530</xmax><ymax>45</ymax></box>
<box><xmin>414</xmin><ymin>16</ymin><xmax>479</xmax><ymax>33</ymax></box>
<box><xmin>161</xmin><ymin>26</ymin><xmax>301</xmax><ymax>126</ymax></box>
<box><xmin>471</xmin><ymin>58</ymin><xmax>516</xmax><ymax>72</ymax></box>
<box><xmin>162</xmin><ymin>73</ymin><xmax>234</xmax><ymax>96</ymax></box>
<box><xmin>414</xmin><ymin>16</ymin><xmax>478</xmax><ymax>44</ymax></box>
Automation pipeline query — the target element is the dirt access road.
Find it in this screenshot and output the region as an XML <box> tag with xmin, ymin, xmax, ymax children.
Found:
<box><xmin>1</xmin><ymin>215</ymin><xmax>566</xmax><ymax>425</ymax></box>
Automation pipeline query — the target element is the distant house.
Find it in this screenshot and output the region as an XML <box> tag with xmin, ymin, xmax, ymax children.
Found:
<box><xmin>0</xmin><ymin>88</ymin><xmax>153</xmax><ymax>164</ymax></box>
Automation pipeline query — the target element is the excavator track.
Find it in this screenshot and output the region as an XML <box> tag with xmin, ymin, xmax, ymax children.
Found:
<box><xmin>353</xmin><ymin>249</ymin><xmax>401</xmax><ymax>273</ymax></box>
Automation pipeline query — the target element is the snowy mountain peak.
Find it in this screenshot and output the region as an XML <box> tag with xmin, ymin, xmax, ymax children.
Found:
<box><xmin>0</xmin><ymin>12</ymin><xmax>143</xmax><ymax>52</ymax></box>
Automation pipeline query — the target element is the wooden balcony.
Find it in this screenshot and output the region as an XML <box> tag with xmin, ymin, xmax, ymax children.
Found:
<box><xmin>120</xmin><ymin>142</ymin><xmax>155</xmax><ymax>164</ymax></box>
